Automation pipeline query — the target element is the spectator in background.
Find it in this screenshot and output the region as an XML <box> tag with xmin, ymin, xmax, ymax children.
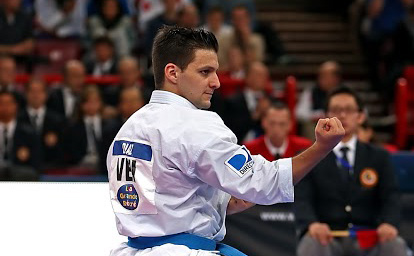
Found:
<box><xmin>358</xmin><ymin>120</ymin><xmax>398</xmax><ymax>153</ymax></box>
<box><xmin>47</xmin><ymin>60</ymin><xmax>86</xmax><ymax>120</ymax></box>
<box><xmin>202</xmin><ymin>0</ymin><xmax>257</xmax><ymax>26</ymax></box>
<box><xmin>295</xmin><ymin>87</ymin><xmax>407</xmax><ymax>256</ymax></box>
<box><xmin>225</xmin><ymin>61</ymin><xmax>271</xmax><ymax>143</ymax></box>
<box><xmin>296</xmin><ymin>61</ymin><xmax>343</xmax><ymax>140</ymax></box>
<box><xmin>145</xmin><ymin>0</ymin><xmax>179</xmax><ymax>53</ymax></box>
<box><xmin>84</xmin><ymin>36</ymin><xmax>118</xmax><ymax>76</ymax></box>
<box><xmin>88</xmin><ymin>0</ymin><xmax>136</xmax><ymax>57</ymax></box>
<box><xmin>245</xmin><ymin>101</ymin><xmax>312</xmax><ymax>161</ymax></box>
<box><xmin>177</xmin><ymin>3</ymin><xmax>200</xmax><ymax>29</ymax></box>
<box><xmin>0</xmin><ymin>90</ymin><xmax>40</xmax><ymax>181</ymax></box>
<box><xmin>0</xmin><ymin>56</ymin><xmax>25</xmax><ymax>106</ymax></box>
<box><xmin>35</xmin><ymin>0</ymin><xmax>87</xmax><ymax>38</ymax></box>
<box><xmin>219</xmin><ymin>5</ymin><xmax>265</xmax><ymax>69</ymax></box>
<box><xmin>361</xmin><ymin>0</ymin><xmax>412</xmax><ymax>97</ymax></box>
<box><xmin>0</xmin><ymin>0</ymin><xmax>34</xmax><ymax>60</ymax></box>
<box><xmin>203</xmin><ymin>7</ymin><xmax>233</xmax><ymax>71</ymax></box>
<box><xmin>222</xmin><ymin>46</ymin><xmax>247</xmax><ymax>79</ymax></box>
<box><xmin>19</xmin><ymin>80</ymin><xmax>66</xmax><ymax>168</ymax></box>
<box><xmin>66</xmin><ymin>85</ymin><xmax>106</xmax><ymax>173</ymax></box>
<box><xmin>102</xmin><ymin>56</ymin><xmax>151</xmax><ymax>108</ymax></box>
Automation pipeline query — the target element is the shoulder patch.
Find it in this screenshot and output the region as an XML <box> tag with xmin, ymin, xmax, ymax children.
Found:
<box><xmin>113</xmin><ymin>140</ymin><xmax>152</xmax><ymax>161</ymax></box>
<box><xmin>225</xmin><ymin>146</ymin><xmax>254</xmax><ymax>177</ymax></box>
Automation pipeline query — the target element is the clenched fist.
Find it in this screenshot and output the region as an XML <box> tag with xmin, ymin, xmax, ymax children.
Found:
<box><xmin>315</xmin><ymin>117</ymin><xmax>345</xmax><ymax>152</ymax></box>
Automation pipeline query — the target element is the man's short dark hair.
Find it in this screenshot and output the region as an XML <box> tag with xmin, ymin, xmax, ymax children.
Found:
<box><xmin>93</xmin><ymin>36</ymin><xmax>115</xmax><ymax>49</ymax></box>
<box><xmin>264</xmin><ymin>100</ymin><xmax>290</xmax><ymax>117</ymax></box>
<box><xmin>152</xmin><ymin>26</ymin><xmax>219</xmax><ymax>89</ymax></box>
<box><xmin>324</xmin><ymin>86</ymin><xmax>364</xmax><ymax>112</ymax></box>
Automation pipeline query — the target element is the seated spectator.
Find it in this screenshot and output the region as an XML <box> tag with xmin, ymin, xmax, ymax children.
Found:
<box><xmin>0</xmin><ymin>0</ymin><xmax>34</xmax><ymax>61</ymax></box>
<box><xmin>219</xmin><ymin>5</ymin><xmax>265</xmax><ymax>68</ymax></box>
<box><xmin>0</xmin><ymin>55</ymin><xmax>25</xmax><ymax>106</ymax></box>
<box><xmin>18</xmin><ymin>80</ymin><xmax>66</xmax><ymax>168</ymax></box>
<box><xmin>224</xmin><ymin>61</ymin><xmax>271</xmax><ymax>143</ymax></box>
<box><xmin>295</xmin><ymin>87</ymin><xmax>408</xmax><ymax>256</ymax></box>
<box><xmin>0</xmin><ymin>90</ymin><xmax>40</xmax><ymax>181</ymax></box>
<box><xmin>84</xmin><ymin>36</ymin><xmax>118</xmax><ymax>76</ymax></box>
<box><xmin>202</xmin><ymin>0</ymin><xmax>257</xmax><ymax>26</ymax></box>
<box><xmin>245</xmin><ymin>101</ymin><xmax>312</xmax><ymax>161</ymax></box>
<box><xmin>65</xmin><ymin>85</ymin><xmax>106</xmax><ymax>172</ymax></box>
<box><xmin>358</xmin><ymin>120</ymin><xmax>398</xmax><ymax>153</ymax></box>
<box><xmin>35</xmin><ymin>0</ymin><xmax>87</xmax><ymax>38</ymax></box>
<box><xmin>144</xmin><ymin>0</ymin><xmax>179</xmax><ymax>53</ymax></box>
<box><xmin>296</xmin><ymin>61</ymin><xmax>343</xmax><ymax>140</ymax></box>
<box><xmin>102</xmin><ymin>56</ymin><xmax>151</xmax><ymax>107</ymax></box>
<box><xmin>202</xmin><ymin>6</ymin><xmax>232</xmax><ymax>69</ymax></box>
<box><xmin>221</xmin><ymin>46</ymin><xmax>247</xmax><ymax>80</ymax></box>
<box><xmin>88</xmin><ymin>0</ymin><xmax>136</xmax><ymax>56</ymax></box>
<box><xmin>177</xmin><ymin>3</ymin><xmax>200</xmax><ymax>29</ymax></box>
<box><xmin>47</xmin><ymin>60</ymin><xmax>86</xmax><ymax>120</ymax></box>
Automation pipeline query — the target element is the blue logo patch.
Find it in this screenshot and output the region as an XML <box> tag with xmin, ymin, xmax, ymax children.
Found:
<box><xmin>225</xmin><ymin>146</ymin><xmax>254</xmax><ymax>177</ymax></box>
<box><xmin>113</xmin><ymin>140</ymin><xmax>152</xmax><ymax>161</ymax></box>
<box><xmin>117</xmin><ymin>184</ymin><xmax>139</xmax><ymax>210</ymax></box>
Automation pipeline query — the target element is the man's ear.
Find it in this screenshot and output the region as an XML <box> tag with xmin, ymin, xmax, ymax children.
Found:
<box><xmin>164</xmin><ymin>63</ymin><xmax>179</xmax><ymax>85</ymax></box>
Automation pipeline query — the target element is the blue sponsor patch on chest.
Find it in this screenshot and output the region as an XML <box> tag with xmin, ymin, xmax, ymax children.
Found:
<box><xmin>113</xmin><ymin>140</ymin><xmax>152</xmax><ymax>161</ymax></box>
<box><xmin>225</xmin><ymin>146</ymin><xmax>254</xmax><ymax>177</ymax></box>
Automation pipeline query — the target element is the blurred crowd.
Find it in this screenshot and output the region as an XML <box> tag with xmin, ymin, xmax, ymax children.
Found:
<box><xmin>0</xmin><ymin>0</ymin><xmax>413</xmax><ymax>181</ymax></box>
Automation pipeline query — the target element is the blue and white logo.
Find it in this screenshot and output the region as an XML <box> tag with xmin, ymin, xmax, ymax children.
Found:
<box><xmin>225</xmin><ymin>146</ymin><xmax>254</xmax><ymax>177</ymax></box>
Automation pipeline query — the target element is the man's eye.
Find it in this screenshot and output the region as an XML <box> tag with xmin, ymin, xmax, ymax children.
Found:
<box><xmin>200</xmin><ymin>70</ymin><xmax>209</xmax><ymax>75</ymax></box>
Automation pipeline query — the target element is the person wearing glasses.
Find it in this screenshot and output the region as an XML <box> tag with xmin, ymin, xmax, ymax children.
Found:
<box><xmin>295</xmin><ymin>86</ymin><xmax>407</xmax><ymax>256</ymax></box>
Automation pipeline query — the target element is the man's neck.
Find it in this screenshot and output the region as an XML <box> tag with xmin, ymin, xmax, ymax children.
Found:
<box><xmin>341</xmin><ymin>133</ymin><xmax>355</xmax><ymax>143</ymax></box>
<box><xmin>270</xmin><ymin>137</ymin><xmax>284</xmax><ymax>148</ymax></box>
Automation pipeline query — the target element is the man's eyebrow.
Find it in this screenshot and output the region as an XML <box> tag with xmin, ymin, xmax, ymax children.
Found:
<box><xmin>198</xmin><ymin>65</ymin><xmax>218</xmax><ymax>71</ymax></box>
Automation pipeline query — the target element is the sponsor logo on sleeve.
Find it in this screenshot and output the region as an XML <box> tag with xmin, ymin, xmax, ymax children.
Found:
<box><xmin>225</xmin><ymin>146</ymin><xmax>254</xmax><ymax>177</ymax></box>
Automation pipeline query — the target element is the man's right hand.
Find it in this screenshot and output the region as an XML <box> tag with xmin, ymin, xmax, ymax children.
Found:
<box><xmin>308</xmin><ymin>222</ymin><xmax>333</xmax><ymax>246</ymax></box>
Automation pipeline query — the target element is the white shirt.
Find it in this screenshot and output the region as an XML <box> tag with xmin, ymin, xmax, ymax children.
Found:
<box><xmin>333</xmin><ymin>134</ymin><xmax>357</xmax><ymax>168</ymax></box>
<box><xmin>107</xmin><ymin>90</ymin><xmax>294</xmax><ymax>241</ymax></box>
<box><xmin>92</xmin><ymin>59</ymin><xmax>114</xmax><ymax>77</ymax></box>
<box><xmin>62</xmin><ymin>87</ymin><xmax>77</xmax><ymax>118</ymax></box>
<box><xmin>264</xmin><ymin>137</ymin><xmax>288</xmax><ymax>157</ymax></box>
<box><xmin>243</xmin><ymin>89</ymin><xmax>263</xmax><ymax>114</ymax></box>
<box><xmin>84</xmin><ymin>115</ymin><xmax>101</xmax><ymax>154</ymax></box>
<box><xmin>27</xmin><ymin>106</ymin><xmax>46</xmax><ymax>131</ymax></box>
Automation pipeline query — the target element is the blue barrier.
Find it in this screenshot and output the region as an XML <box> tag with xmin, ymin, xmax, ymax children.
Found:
<box><xmin>391</xmin><ymin>152</ymin><xmax>414</xmax><ymax>193</ymax></box>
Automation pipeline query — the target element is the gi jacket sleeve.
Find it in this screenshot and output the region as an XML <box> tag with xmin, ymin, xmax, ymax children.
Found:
<box><xmin>178</xmin><ymin>113</ymin><xmax>294</xmax><ymax>205</ymax></box>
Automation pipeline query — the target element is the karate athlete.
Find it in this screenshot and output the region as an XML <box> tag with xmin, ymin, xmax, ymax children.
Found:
<box><xmin>107</xmin><ymin>26</ymin><xmax>345</xmax><ymax>256</ymax></box>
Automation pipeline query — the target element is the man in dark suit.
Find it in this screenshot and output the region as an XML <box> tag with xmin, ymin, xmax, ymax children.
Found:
<box><xmin>47</xmin><ymin>60</ymin><xmax>86</xmax><ymax>121</ymax></box>
<box><xmin>0</xmin><ymin>55</ymin><xmax>25</xmax><ymax>106</ymax></box>
<box><xmin>225</xmin><ymin>61</ymin><xmax>271</xmax><ymax>143</ymax></box>
<box><xmin>84</xmin><ymin>36</ymin><xmax>118</xmax><ymax>76</ymax></box>
<box><xmin>0</xmin><ymin>90</ymin><xmax>40</xmax><ymax>181</ymax></box>
<box><xmin>245</xmin><ymin>101</ymin><xmax>312</xmax><ymax>161</ymax></box>
<box><xmin>295</xmin><ymin>87</ymin><xmax>407</xmax><ymax>256</ymax></box>
<box><xmin>19</xmin><ymin>80</ymin><xmax>65</xmax><ymax>168</ymax></box>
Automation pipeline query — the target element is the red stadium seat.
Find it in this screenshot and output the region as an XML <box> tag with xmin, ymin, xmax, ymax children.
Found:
<box><xmin>395</xmin><ymin>66</ymin><xmax>414</xmax><ymax>149</ymax></box>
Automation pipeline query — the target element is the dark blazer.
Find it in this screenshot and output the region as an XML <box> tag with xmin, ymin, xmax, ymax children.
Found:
<box><xmin>84</xmin><ymin>58</ymin><xmax>118</xmax><ymax>76</ymax></box>
<box><xmin>245</xmin><ymin>135</ymin><xmax>312</xmax><ymax>160</ymax></box>
<box><xmin>18</xmin><ymin>108</ymin><xmax>66</xmax><ymax>167</ymax></box>
<box><xmin>9</xmin><ymin>121</ymin><xmax>41</xmax><ymax>170</ymax></box>
<box><xmin>47</xmin><ymin>88</ymin><xmax>66</xmax><ymax>118</ymax></box>
<box><xmin>294</xmin><ymin>141</ymin><xmax>401</xmax><ymax>236</ymax></box>
<box><xmin>65</xmin><ymin>118</ymin><xmax>107</xmax><ymax>173</ymax></box>
<box><xmin>224</xmin><ymin>92</ymin><xmax>261</xmax><ymax>143</ymax></box>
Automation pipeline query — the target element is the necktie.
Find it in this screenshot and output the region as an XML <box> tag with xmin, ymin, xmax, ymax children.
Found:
<box><xmin>3</xmin><ymin>127</ymin><xmax>9</xmax><ymax>160</ymax></box>
<box><xmin>31</xmin><ymin>113</ymin><xmax>39</xmax><ymax>131</ymax></box>
<box><xmin>339</xmin><ymin>146</ymin><xmax>352</xmax><ymax>176</ymax></box>
<box><xmin>274</xmin><ymin>153</ymin><xmax>281</xmax><ymax>160</ymax></box>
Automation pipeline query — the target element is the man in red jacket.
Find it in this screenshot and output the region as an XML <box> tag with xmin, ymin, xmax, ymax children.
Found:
<box><xmin>245</xmin><ymin>101</ymin><xmax>312</xmax><ymax>160</ymax></box>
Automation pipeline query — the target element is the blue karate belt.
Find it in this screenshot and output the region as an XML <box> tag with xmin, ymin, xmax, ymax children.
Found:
<box><xmin>128</xmin><ymin>233</ymin><xmax>247</xmax><ymax>256</ymax></box>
